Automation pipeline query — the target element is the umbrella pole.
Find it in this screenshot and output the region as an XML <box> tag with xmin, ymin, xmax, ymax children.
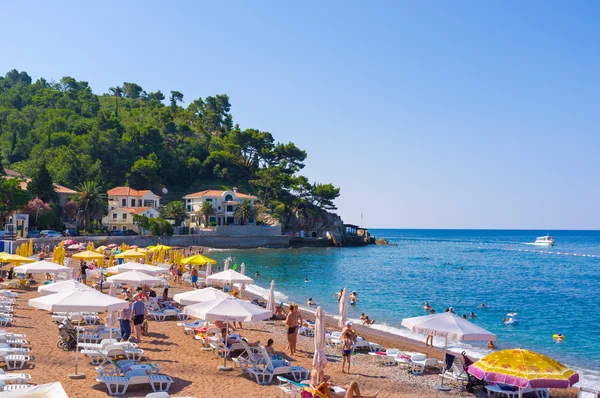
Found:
<box><xmin>218</xmin><ymin>321</ymin><xmax>233</xmax><ymax>371</ymax></box>
<box><xmin>435</xmin><ymin>337</ymin><xmax>450</xmax><ymax>391</ymax></box>
<box><xmin>69</xmin><ymin>312</ymin><xmax>85</xmax><ymax>379</ymax></box>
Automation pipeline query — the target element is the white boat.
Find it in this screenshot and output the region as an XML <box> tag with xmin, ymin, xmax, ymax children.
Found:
<box><xmin>532</xmin><ymin>235</ymin><xmax>554</xmax><ymax>246</ymax></box>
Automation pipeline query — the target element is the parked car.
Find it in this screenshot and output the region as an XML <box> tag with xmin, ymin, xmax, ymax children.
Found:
<box><xmin>63</xmin><ymin>229</ymin><xmax>79</xmax><ymax>237</ymax></box>
<box><xmin>27</xmin><ymin>230</ymin><xmax>41</xmax><ymax>238</ymax></box>
<box><xmin>108</xmin><ymin>230</ymin><xmax>124</xmax><ymax>236</ymax></box>
<box><xmin>124</xmin><ymin>230</ymin><xmax>139</xmax><ymax>236</ymax></box>
<box><xmin>39</xmin><ymin>230</ymin><xmax>62</xmax><ymax>238</ymax></box>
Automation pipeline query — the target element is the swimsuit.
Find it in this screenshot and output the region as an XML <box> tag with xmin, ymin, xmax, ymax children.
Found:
<box><xmin>287</xmin><ymin>326</ymin><xmax>297</xmax><ymax>334</ymax></box>
<box><xmin>343</xmin><ymin>349</ymin><xmax>352</xmax><ymax>356</ymax></box>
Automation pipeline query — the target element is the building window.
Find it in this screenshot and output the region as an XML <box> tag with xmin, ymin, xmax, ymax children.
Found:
<box><xmin>122</xmin><ymin>226</ymin><xmax>127</xmax><ymax>231</ymax></box>
<box><xmin>187</xmin><ymin>199</ymin><xmax>191</xmax><ymax>203</ymax></box>
<box><xmin>248</xmin><ymin>217</ymin><xmax>255</xmax><ymax>224</ymax></box>
<box><xmin>209</xmin><ymin>217</ymin><xmax>216</xmax><ymax>223</ymax></box>
<box><xmin>205</xmin><ymin>199</ymin><xmax>212</xmax><ymax>203</ymax></box>
<box><xmin>226</xmin><ymin>205</ymin><xmax>233</xmax><ymax>212</ymax></box>
<box><xmin>224</xmin><ymin>194</ymin><xmax>233</xmax><ymax>202</ymax></box>
<box><xmin>131</xmin><ymin>199</ymin><xmax>135</xmax><ymax>207</ymax></box>
<box><xmin>121</xmin><ymin>199</ymin><xmax>126</xmax><ymax>206</ymax></box>
<box><xmin>218</xmin><ymin>206</ymin><xmax>221</xmax><ymax>210</ymax></box>
<box><xmin>226</xmin><ymin>217</ymin><xmax>234</xmax><ymax>225</ymax></box>
<box><xmin>112</xmin><ymin>213</ymin><xmax>117</xmax><ymax>219</ymax></box>
<box><xmin>122</xmin><ymin>214</ymin><xmax>127</xmax><ymax>220</ymax></box>
<box><xmin>112</xmin><ymin>226</ymin><xmax>117</xmax><ymax>230</ymax></box>
<box><xmin>139</xmin><ymin>200</ymin><xmax>142</xmax><ymax>207</ymax></box>
<box><xmin>187</xmin><ymin>205</ymin><xmax>191</xmax><ymax>212</ymax></box>
<box><xmin>149</xmin><ymin>214</ymin><xmax>154</xmax><ymax>218</ymax></box>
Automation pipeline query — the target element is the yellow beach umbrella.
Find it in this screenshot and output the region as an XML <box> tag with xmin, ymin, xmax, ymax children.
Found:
<box><xmin>108</xmin><ymin>254</ymin><xmax>114</xmax><ymax>267</ymax></box>
<box><xmin>28</xmin><ymin>239</ymin><xmax>33</xmax><ymax>256</ymax></box>
<box><xmin>145</xmin><ymin>252</ymin><xmax>150</xmax><ymax>264</ymax></box>
<box><xmin>72</xmin><ymin>250</ymin><xmax>105</xmax><ymax>261</ymax></box>
<box><xmin>114</xmin><ymin>249</ymin><xmax>145</xmax><ymax>259</ymax></box>
<box><xmin>0</xmin><ymin>252</ymin><xmax>35</xmax><ymax>265</ymax></box>
<box><xmin>469</xmin><ymin>349</ymin><xmax>579</xmax><ymax>389</ymax></box>
<box><xmin>149</xmin><ymin>244</ymin><xmax>171</xmax><ymax>252</ymax></box>
<box><xmin>181</xmin><ymin>254</ymin><xmax>216</xmax><ymax>265</ymax></box>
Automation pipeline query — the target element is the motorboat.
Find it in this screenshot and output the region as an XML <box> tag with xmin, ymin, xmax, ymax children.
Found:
<box><xmin>532</xmin><ymin>235</ymin><xmax>554</xmax><ymax>246</ymax></box>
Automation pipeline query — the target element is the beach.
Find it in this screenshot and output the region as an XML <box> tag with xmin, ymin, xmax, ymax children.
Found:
<box><xmin>3</xmin><ymin>284</ymin><xmax>578</xmax><ymax>397</ymax></box>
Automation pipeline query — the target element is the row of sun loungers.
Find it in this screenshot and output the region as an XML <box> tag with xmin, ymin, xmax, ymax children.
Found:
<box><xmin>0</xmin><ymin>293</ymin><xmax>34</xmax><ymax>388</ymax></box>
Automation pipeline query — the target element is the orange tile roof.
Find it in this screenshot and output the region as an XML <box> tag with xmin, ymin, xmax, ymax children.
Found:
<box><xmin>183</xmin><ymin>190</ymin><xmax>257</xmax><ymax>200</ymax></box>
<box><xmin>107</xmin><ymin>187</ymin><xmax>160</xmax><ymax>198</ymax></box>
<box><xmin>114</xmin><ymin>207</ymin><xmax>157</xmax><ymax>215</ymax></box>
<box><xmin>3</xmin><ymin>169</ymin><xmax>21</xmax><ymax>177</ymax></box>
<box><xmin>3</xmin><ymin>176</ymin><xmax>77</xmax><ymax>195</ymax></box>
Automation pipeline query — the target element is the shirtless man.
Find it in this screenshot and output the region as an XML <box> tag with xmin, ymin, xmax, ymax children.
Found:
<box><xmin>333</xmin><ymin>289</ymin><xmax>344</xmax><ymax>301</ymax></box>
<box><xmin>285</xmin><ymin>304</ymin><xmax>298</xmax><ymax>355</ymax></box>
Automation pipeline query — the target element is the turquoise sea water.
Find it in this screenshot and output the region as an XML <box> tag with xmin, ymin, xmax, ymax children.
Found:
<box><xmin>209</xmin><ymin>229</ymin><xmax>600</xmax><ymax>386</ymax></box>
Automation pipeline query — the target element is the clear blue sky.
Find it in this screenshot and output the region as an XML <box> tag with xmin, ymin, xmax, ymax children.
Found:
<box><xmin>2</xmin><ymin>1</ymin><xmax>599</xmax><ymax>229</ymax></box>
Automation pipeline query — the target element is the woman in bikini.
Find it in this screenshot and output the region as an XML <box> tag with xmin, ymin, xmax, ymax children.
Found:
<box><xmin>310</xmin><ymin>369</ymin><xmax>378</xmax><ymax>398</ymax></box>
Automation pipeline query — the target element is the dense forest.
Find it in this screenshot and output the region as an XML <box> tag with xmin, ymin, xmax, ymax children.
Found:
<box><xmin>0</xmin><ymin>69</ymin><xmax>340</xmax><ymax>231</ymax></box>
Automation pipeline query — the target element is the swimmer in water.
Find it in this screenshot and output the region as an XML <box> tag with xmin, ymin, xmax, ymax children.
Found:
<box><xmin>423</xmin><ymin>256</ymin><xmax>428</xmax><ymax>260</ymax></box>
<box><xmin>255</xmin><ymin>271</ymin><xmax>260</xmax><ymax>277</ymax></box>
<box><xmin>424</xmin><ymin>302</ymin><xmax>432</xmax><ymax>311</ymax></box>
<box><xmin>349</xmin><ymin>291</ymin><xmax>358</xmax><ymax>306</ymax></box>
<box><xmin>362</xmin><ymin>316</ymin><xmax>375</xmax><ymax>326</ymax></box>
<box><xmin>462</xmin><ymin>314</ymin><xmax>467</xmax><ymax>319</ymax></box>
<box><xmin>470</xmin><ymin>312</ymin><xmax>477</xmax><ymax>319</ymax></box>
<box><xmin>360</xmin><ymin>313</ymin><xmax>366</xmax><ymax>321</ymax></box>
<box><xmin>305</xmin><ymin>278</ymin><xmax>309</xmax><ymax>283</ymax></box>
<box><xmin>307</xmin><ymin>298</ymin><xmax>314</xmax><ymax>306</ymax></box>
<box><xmin>429</xmin><ymin>309</ymin><xmax>435</xmax><ymax>314</ymax></box>
<box><xmin>487</xmin><ymin>341</ymin><xmax>496</xmax><ymax>349</ymax></box>
<box><xmin>459</xmin><ymin>266</ymin><xmax>463</xmax><ymax>271</ymax></box>
<box><xmin>479</xmin><ymin>303</ymin><xmax>485</xmax><ymax>308</ymax></box>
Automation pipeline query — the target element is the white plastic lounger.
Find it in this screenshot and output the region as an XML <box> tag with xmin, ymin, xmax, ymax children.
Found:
<box><xmin>82</xmin><ymin>344</ymin><xmax>143</xmax><ymax>365</ymax></box>
<box><xmin>0</xmin><ymin>372</ymin><xmax>31</xmax><ymax>384</ymax></box>
<box><xmin>96</xmin><ymin>369</ymin><xmax>173</xmax><ymax>396</ymax></box>
<box><xmin>149</xmin><ymin>309</ymin><xmax>187</xmax><ymax>322</ymax></box>
<box><xmin>0</xmin><ymin>318</ymin><xmax>13</xmax><ymax>327</ymax></box>
<box><xmin>0</xmin><ymin>353</ymin><xmax>30</xmax><ymax>370</ymax></box>
<box><xmin>232</xmin><ymin>341</ymin><xmax>264</xmax><ymax>373</ymax></box>
<box><xmin>247</xmin><ymin>347</ymin><xmax>309</xmax><ymax>385</ymax></box>
<box><xmin>368</xmin><ymin>349</ymin><xmax>400</xmax><ymax>366</ymax></box>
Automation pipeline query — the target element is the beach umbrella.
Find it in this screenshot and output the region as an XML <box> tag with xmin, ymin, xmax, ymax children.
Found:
<box><xmin>468</xmin><ymin>349</ymin><xmax>579</xmax><ymax>396</ymax></box>
<box><xmin>205</xmin><ymin>262</ymin><xmax>213</xmax><ymax>279</ymax></box>
<box><xmin>106</xmin><ymin>270</ymin><xmax>162</xmax><ymax>286</ymax></box>
<box><xmin>106</xmin><ymin>262</ymin><xmax>163</xmax><ymax>275</ymax></box>
<box><xmin>13</xmin><ymin>260</ymin><xmax>69</xmax><ymax>281</ymax></box>
<box><xmin>114</xmin><ymin>249</ymin><xmax>145</xmax><ymax>259</ymax></box>
<box><xmin>239</xmin><ymin>263</ymin><xmax>246</xmax><ymax>298</ymax></box>
<box><xmin>29</xmin><ymin>289</ymin><xmax>129</xmax><ymax>377</ymax></box>
<box><xmin>107</xmin><ymin>244</ymin><xmax>118</xmax><ymax>249</ymax></box>
<box><xmin>0</xmin><ymin>252</ymin><xmax>35</xmax><ymax>265</ymax></box>
<box><xmin>313</xmin><ymin>306</ymin><xmax>328</xmax><ymax>374</ymax></box>
<box><xmin>266</xmin><ymin>280</ymin><xmax>276</xmax><ymax>315</ymax></box>
<box><xmin>402</xmin><ymin>311</ymin><xmax>497</xmax><ymax>390</ymax></box>
<box><xmin>173</xmin><ymin>287</ymin><xmax>229</xmax><ymax>306</ymax></box>
<box><xmin>183</xmin><ymin>296</ymin><xmax>272</xmax><ymax>370</ymax></box>
<box><xmin>207</xmin><ymin>269</ymin><xmax>254</xmax><ymax>285</ymax></box>
<box><xmin>224</xmin><ymin>258</ymin><xmax>230</xmax><ymax>270</ymax></box>
<box><xmin>338</xmin><ymin>288</ymin><xmax>348</xmax><ymax>328</ymax></box>
<box><xmin>63</xmin><ymin>239</ymin><xmax>78</xmax><ymax>245</ymax></box>
<box><xmin>181</xmin><ymin>254</ymin><xmax>217</xmax><ymax>265</ymax></box>
<box><xmin>107</xmin><ymin>283</ymin><xmax>118</xmax><ymax>340</ymax></box>
<box><xmin>71</xmin><ymin>250</ymin><xmax>104</xmax><ymax>261</ymax></box>
<box><xmin>0</xmin><ymin>382</ymin><xmax>68</xmax><ymax>397</ymax></box>
<box><xmin>38</xmin><ymin>280</ymin><xmax>94</xmax><ymax>296</ymax></box>
<box><xmin>68</xmin><ymin>244</ymin><xmax>84</xmax><ymax>250</ymax></box>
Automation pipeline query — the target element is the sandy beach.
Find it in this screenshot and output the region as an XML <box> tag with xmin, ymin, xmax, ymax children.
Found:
<box><xmin>1</xmin><ymin>278</ymin><xmax>579</xmax><ymax>398</ymax></box>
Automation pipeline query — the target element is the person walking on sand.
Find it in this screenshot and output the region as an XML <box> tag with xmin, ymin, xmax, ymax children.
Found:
<box><xmin>191</xmin><ymin>266</ymin><xmax>199</xmax><ymax>289</ymax></box>
<box><xmin>341</xmin><ymin>330</ymin><xmax>353</xmax><ymax>373</ymax></box>
<box><xmin>119</xmin><ymin>300</ymin><xmax>132</xmax><ymax>342</ymax></box>
<box><xmin>80</xmin><ymin>261</ymin><xmax>88</xmax><ymax>285</ymax></box>
<box><xmin>132</xmin><ymin>296</ymin><xmax>146</xmax><ymax>342</ymax></box>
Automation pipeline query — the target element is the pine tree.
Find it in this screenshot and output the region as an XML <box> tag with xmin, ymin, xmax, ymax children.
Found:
<box><xmin>28</xmin><ymin>163</ymin><xmax>59</xmax><ymax>204</ymax></box>
<box><xmin>0</xmin><ymin>156</ymin><xmax>5</xmax><ymax>176</ymax></box>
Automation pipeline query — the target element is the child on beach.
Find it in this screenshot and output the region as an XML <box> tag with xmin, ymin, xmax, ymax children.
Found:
<box><xmin>341</xmin><ymin>331</ymin><xmax>353</xmax><ymax>373</ymax></box>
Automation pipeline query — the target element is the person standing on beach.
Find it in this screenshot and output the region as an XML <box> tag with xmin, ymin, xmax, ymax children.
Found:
<box><xmin>285</xmin><ymin>304</ymin><xmax>299</xmax><ymax>355</ymax></box>
<box><xmin>80</xmin><ymin>261</ymin><xmax>88</xmax><ymax>285</ymax></box>
<box><xmin>191</xmin><ymin>266</ymin><xmax>199</xmax><ymax>289</ymax></box>
<box><xmin>341</xmin><ymin>330</ymin><xmax>353</xmax><ymax>373</ymax></box>
<box><xmin>119</xmin><ymin>300</ymin><xmax>132</xmax><ymax>342</ymax></box>
<box><xmin>132</xmin><ymin>296</ymin><xmax>146</xmax><ymax>342</ymax></box>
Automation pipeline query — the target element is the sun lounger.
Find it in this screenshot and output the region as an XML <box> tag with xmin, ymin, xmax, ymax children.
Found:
<box><xmin>579</xmin><ymin>387</ymin><xmax>600</xmax><ymax>398</ymax></box>
<box><xmin>149</xmin><ymin>308</ymin><xmax>187</xmax><ymax>322</ymax></box>
<box><xmin>277</xmin><ymin>376</ymin><xmax>306</xmax><ymax>397</ymax></box>
<box><xmin>0</xmin><ymin>332</ymin><xmax>25</xmax><ymax>339</ymax></box>
<box><xmin>78</xmin><ymin>339</ymin><xmax>126</xmax><ymax>350</ymax></box>
<box><xmin>0</xmin><ymin>372</ymin><xmax>31</xmax><ymax>384</ymax></box>
<box><xmin>97</xmin><ymin>360</ymin><xmax>161</xmax><ymax>377</ymax></box>
<box><xmin>0</xmin><ymin>347</ymin><xmax>30</xmax><ymax>355</ymax></box>
<box><xmin>325</xmin><ymin>332</ymin><xmax>343</xmax><ymax>346</ymax></box>
<box><xmin>353</xmin><ymin>337</ymin><xmax>382</xmax><ymax>352</ymax></box>
<box><xmin>368</xmin><ymin>349</ymin><xmax>400</xmax><ymax>366</ymax></box>
<box><xmin>82</xmin><ymin>343</ymin><xmax>144</xmax><ymax>365</ymax></box>
<box><xmin>144</xmin><ymin>392</ymin><xmax>197</xmax><ymax>398</ymax></box>
<box><xmin>96</xmin><ymin>369</ymin><xmax>173</xmax><ymax>396</ymax></box>
<box><xmin>247</xmin><ymin>347</ymin><xmax>309</xmax><ymax>385</ymax></box>
<box><xmin>79</xmin><ymin>329</ymin><xmax>121</xmax><ymax>344</ymax></box>
<box><xmin>0</xmin><ymin>317</ymin><xmax>13</xmax><ymax>327</ymax></box>
<box><xmin>0</xmin><ymin>337</ymin><xmax>27</xmax><ymax>348</ymax></box>
<box><xmin>441</xmin><ymin>353</ymin><xmax>468</xmax><ymax>386</ymax></box>
<box><xmin>484</xmin><ymin>384</ymin><xmax>550</xmax><ymax>398</ymax></box>
<box><xmin>232</xmin><ymin>341</ymin><xmax>265</xmax><ymax>373</ymax></box>
<box><xmin>53</xmin><ymin>312</ymin><xmax>98</xmax><ymax>325</ymax></box>
<box><xmin>0</xmin><ymin>353</ymin><xmax>30</xmax><ymax>370</ymax></box>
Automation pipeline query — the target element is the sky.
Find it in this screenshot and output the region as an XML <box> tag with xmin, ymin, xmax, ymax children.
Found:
<box><xmin>2</xmin><ymin>1</ymin><xmax>599</xmax><ymax>229</ymax></box>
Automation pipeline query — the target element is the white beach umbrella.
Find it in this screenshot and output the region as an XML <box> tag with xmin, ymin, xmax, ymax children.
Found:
<box><xmin>107</xmin><ymin>283</ymin><xmax>118</xmax><ymax>340</ymax></box>
<box><xmin>106</xmin><ymin>262</ymin><xmax>162</xmax><ymax>275</ymax></box>
<box><xmin>205</xmin><ymin>262</ymin><xmax>212</xmax><ymax>279</ymax></box>
<box><xmin>338</xmin><ymin>288</ymin><xmax>348</xmax><ymax>328</ymax></box>
<box><xmin>14</xmin><ymin>260</ymin><xmax>70</xmax><ymax>281</ymax></box>
<box><xmin>224</xmin><ymin>258</ymin><xmax>231</xmax><ymax>270</ymax></box>
<box><xmin>313</xmin><ymin>306</ymin><xmax>328</xmax><ymax>373</ymax></box>
<box><xmin>183</xmin><ymin>296</ymin><xmax>272</xmax><ymax>370</ymax></box>
<box><xmin>29</xmin><ymin>289</ymin><xmax>130</xmax><ymax>377</ymax></box>
<box><xmin>401</xmin><ymin>311</ymin><xmax>497</xmax><ymax>390</ymax></box>
<box><xmin>173</xmin><ymin>287</ymin><xmax>229</xmax><ymax>306</ymax></box>
<box><xmin>206</xmin><ymin>269</ymin><xmax>254</xmax><ymax>285</ymax></box>
<box><xmin>239</xmin><ymin>263</ymin><xmax>246</xmax><ymax>298</ymax></box>
<box><xmin>106</xmin><ymin>270</ymin><xmax>162</xmax><ymax>286</ymax></box>
<box><xmin>266</xmin><ymin>280</ymin><xmax>276</xmax><ymax>316</ymax></box>
<box><xmin>38</xmin><ymin>280</ymin><xmax>93</xmax><ymax>296</ymax></box>
<box><xmin>0</xmin><ymin>382</ymin><xmax>68</xmax><ymax>397</ymax></box>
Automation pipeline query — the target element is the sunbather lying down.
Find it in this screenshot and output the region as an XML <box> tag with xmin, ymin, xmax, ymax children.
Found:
<box><xmin>310</xmin><ymin>370</ymin><xmax>378</xmax><ymax>398</ymax></box>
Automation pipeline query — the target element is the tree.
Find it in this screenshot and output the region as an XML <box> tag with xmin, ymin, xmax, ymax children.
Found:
<box><xmin>122</xmin><ymin>82</ymin><xmax>143</xmax><ymax>99</ymax></box>
<box><xmin>148</xmin><ymin>91</ymin><xmax>165</xmax><ymax>101</ymax></box>
<box><xmin>28</xmin><ymin>163</ymin><xmax>59</xmax><ymax>204</ymax></box>
<box><xmin>310</xmin><ymin>183</ymin><xmax>340</xmax><ymax>210</ymax></box>
<box><xmin>108</xmin><ymin>86</ymin><xmax>123</xmax><ymax>116</ymax></box>
<box><xmin>0</xmin><ymin>178</ymin><xmax>30</xmax><ymax>225</ymax></box>
<box><xmin>126</xmin><ymin>153</ymin><xmax>160</xmax><ymax>188</ymax></box>
<box><xmin>23</xmin><ymin>197</ymin><xmax>52</xmax><ymax>228</ymax></box>
<box><xmin>63</xmin><ymin>200</ymin><xmax>78</xmax><ymax>220</ymax></box>
<box><xmin>0</xmin><ymin>156</ymin><xmax>5</xmax><ymax>176</ymax></box>
<box><xmin>249</xmin><ymin>166</ymin><xmax>289</xmax><ymax>205</ymax></box>
<box><xmin>148</xmin><ymin>217</ymin><xmax>174</xmax><ymax>236</ymax></box>
<box><xmin>196</xmin><ymin>201</ymin><xmax>215</xmax><ymax>228</ymax></box>
<box><xmin>234</xmin><ymin>199</ymin><xmax>256</xmax><ymax>225</ymax></box>
<box><xmin>160</xmin><ymin>201</ymin><xmax>188</xmax><ymax>226</ymax></box>
<box><xmin>169</xmin><ymin>91</ymin><xmax>184</xmax><ymax>108</ymax></box>
<box><xmin>72</xmin><ymin>181</ymin><xmax>106</xmax><ymax>231</ymax></box>
<box><xmin>133</xmin><ymin>214</ymin><xmax>151</xmax><ymax>236</ymax></box>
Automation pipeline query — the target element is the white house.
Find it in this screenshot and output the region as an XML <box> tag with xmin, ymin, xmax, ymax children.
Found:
<box><xmin>183</xmin><ymin>187</ymin><xmax>257</xmax><ymax>228</ymax></box>
<box><xmin>102</xmin><ymin>187</ymin><xmax>161</xmax><ymax>231</ymax></box>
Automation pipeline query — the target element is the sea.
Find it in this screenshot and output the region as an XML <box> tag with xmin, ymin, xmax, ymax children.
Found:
<box><xmin>208</xmin><ymin>229</ymin><xmax>600</xmax><ymax>387</ymax></box>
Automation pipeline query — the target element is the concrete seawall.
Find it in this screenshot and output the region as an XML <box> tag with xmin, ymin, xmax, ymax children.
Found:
<box><xmin>14</xmin><ymin>234</ymin><xmax>292</xmax><ymax>249</ymax></box>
